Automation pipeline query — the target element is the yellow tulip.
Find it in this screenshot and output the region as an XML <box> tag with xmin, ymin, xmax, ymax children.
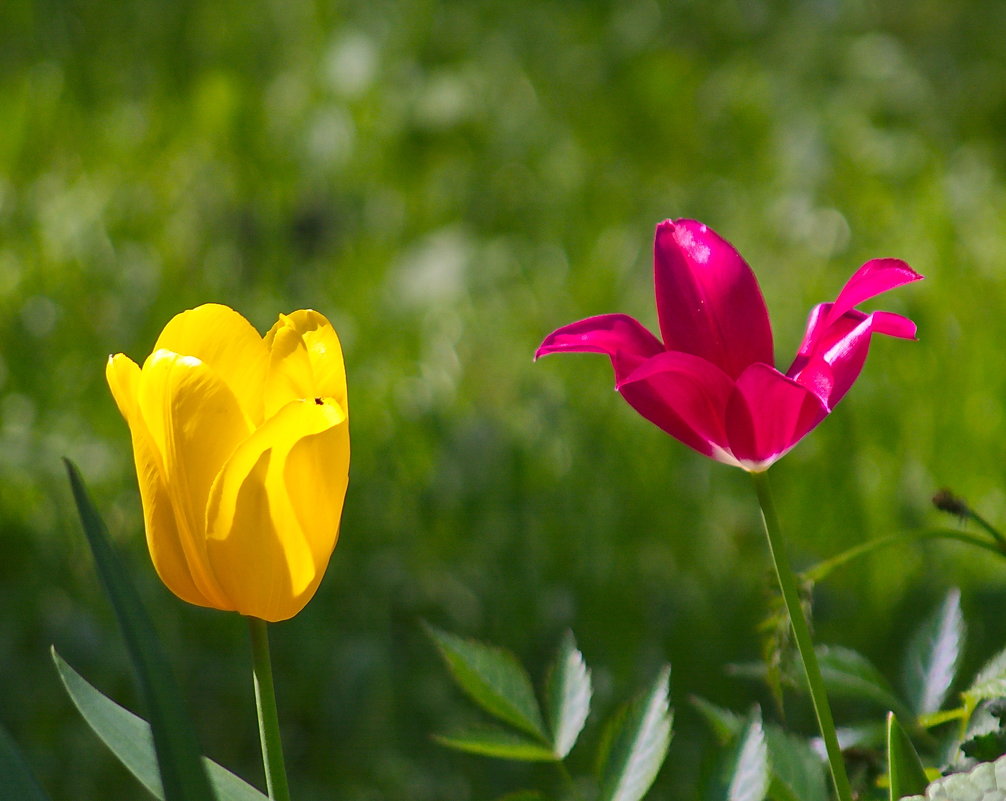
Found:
<box><xmin>106</xmin><ymin>304</ymin><xmax>350</xmax><ymax>622</ymax></box>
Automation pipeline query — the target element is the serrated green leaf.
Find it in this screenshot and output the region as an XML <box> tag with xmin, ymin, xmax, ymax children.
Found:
<box><xmin>0</xmin><ymin>723</ymin><xmax>51</xmax><ymax>801</ymax></box>
<box><xmin>434</xmin><ymin>726</ymin><xmax>558</xmax><ymax>762</ymax></box>
<box><xmin>545</xmin><ymin>631</ymin><xmax>592</xmax><ymax>759</ymax></box>
<box><xmin>888</xmin><ymin>712</ymin><xmax>930</xmax><ymax>801</ymax></box>
<box><xmin>598</xmin><ymin>665</ymin><xmax>673</xmax><ymax>801</ymax></box>
<box><xmin>53</xmin><ymin>650</ymin><xmax>269</xmax><ymax>801</ymax></box>
<box><xmin>426</xmin><ymin>624</ymin><xmax>547</xmax><ymax>740</ymax></box>
<box><xmin>816</xmin><ymin>645</ymin><xmax>914</xmax><ymax>721</ymax></box>
<box><xmin>964</xmin><ymin>644</ymin><xmax>1006</xmax><ymax>711</ymax></box>
<box><xmin>63</xmin><ymin>460</ymin><xmax>216</xmax><ymax>801</ymax></box>
<box><xmin>690</xmin><ymin>696</ymin><xmax>744</xmax><ymax>745</ymax></box>
<box><xmin>905</xmin><ymin>750</ymin><xmax>1006</xmax><ymax>800</ymax></box>
<box><xmin>903</xmin><ymin>589</ymin><xmax>964</xmax><ymax>717</ymax></box>
<box><xmin>764</xmin><ymin>724</ymin><xmax>828</xmax><ymax>801</ymax></box>
<box><xmin>728</xmin><ymin>711</ymin><xmax>769</xmax><ymax>801</ymax></box>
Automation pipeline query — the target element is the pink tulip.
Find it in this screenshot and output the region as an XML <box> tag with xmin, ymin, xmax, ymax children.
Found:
<box><xmin>536</xmin><ymin>219</ymin><xmax>922</xmax><ymax>472</ymax></box>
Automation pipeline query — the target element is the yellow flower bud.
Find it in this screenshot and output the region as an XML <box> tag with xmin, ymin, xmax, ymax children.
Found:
<box><xmin>106</xmin><ymin>304</ymin><xmax>350</xmax><ymax>622</ymax></box>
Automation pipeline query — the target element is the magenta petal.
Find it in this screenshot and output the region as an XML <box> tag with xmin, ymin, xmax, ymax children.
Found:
<box><xmin>535</xmin><ymin>313</ymin><xmax>664</xmax><ymax>382</ymax></box>
<box><xmin>653</xmin><ymin>219</ymin><xmax>774</xmax><ymax>378</ymax></box>
<box><xmin>617</xmin><ymin>351</ymin><xmax>735</xmax><ymax>460</ymax></box>
<box><xmin>726</xmin><ymin>363</ymin><xmax>830</xmax><ymax>470</ymax></box>
<box><xmin>790</xmin><ymin>309</ymin><xmax>911</xmax><ymax>409</ymax></box>
<box><xmin>823</xmin><ymin>258</ymin><xmax>922</xmax><ymax>329</ymax></box>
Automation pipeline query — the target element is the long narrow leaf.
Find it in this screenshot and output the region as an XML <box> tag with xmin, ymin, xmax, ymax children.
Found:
<box><xmin>62</xmin><ymin>459</ymin><xmax>215</xmax><ymax>801</ymax></box>
<box><xmin>545</xmin><ymin>631</ymin><xmax>592</xmax><ymax>759</ymax></box>
<box><xmin>598</xmin><ymin>665</ymin><xmax>673</xmax><ymax>801</ymax></box>
<box><xmin>887</xmin><ymin>713</ymin><xmax>930</xmax><ymax>801</ymax></box>
<box><xmin>426</xmin><ymin>624</ymin><xmax>548</xmax><ymax>740</ymax></box>
<box><xmin>903</xmin><ymin>589</ymin><xmax>964</xmax><ymax>717</ymax></box>
<box><xmin>0</xmin><ymin>724</ymin><xmax>51</xmax><ymax>801</ymax></box>
<box><xmin>53</xmin><ymin>650</ymin><xmax>268</xmax><ymax>801</ymax></box>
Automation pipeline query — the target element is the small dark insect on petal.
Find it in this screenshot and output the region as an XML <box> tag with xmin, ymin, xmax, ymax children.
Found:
<box><xmin>314</xmin><ymin>397</ymin><xmax>324</xmax><ymax>405</ymax></box>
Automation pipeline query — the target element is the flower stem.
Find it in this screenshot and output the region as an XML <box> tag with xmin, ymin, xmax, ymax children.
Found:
<box><xmin>750</xmin><ymin>471</ymin><xmax>853</xmax><ymax>801</ymax></box>
<box><xmin>248</xmin><ymin>616</ymin><xmax>292</xmax><ymax>801</ymax></box>
<box><xmin>802</xmin><ymin>527</ymin><xmax>1006</xmax><ymax>585</ymax></box>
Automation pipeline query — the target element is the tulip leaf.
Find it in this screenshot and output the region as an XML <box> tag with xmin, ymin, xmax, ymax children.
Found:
<box><xmin>597</xmin><ymin>665</ymin><xmax>673</xmax><ymax>801</ymax></box>
<box><xmin>545</xmin><ymin>631</ymin><xmax>592</xmax><ymax>759</ymax></box>
<box><xmin>426</xmin><ymin>624</ymin><xmax>548</xmax><ymax>741</ymax></box>
<box><xmin>52</xmin><ymin>649</ymin><xmax>269</xmax><ymax>800</ymax></box>
<box><xmin>434</xmin><ymin>726</ymin><xmax>559</xmax><ymax>762</ymax></box>
<box><xmin>887</xmin><ymin>712</ymin><xmax>930</xmax><ymax>801</ymax></box>
<box><xmin>764</xmin><ymin>724</ymin><xmax>828</xmax><ymax>801</ymax></box>
<box><xmin>727</xmin><ymin>711</ymin><xmax>769</xmax><ymax>801</ymax></box>
<box><xmin>0</xmin><ymin>723</ymin><xmax>51</xmax><ymax>801</ymax></box>
<box><xmin>898</xmin><ymin>751</ymin><xmax>1006</xmax><ymax>800</ymax></box>
<box><xmin>816</xmin><ymin>645</ymin><xmax>914</xmax><ymax>720</ymax></box>
<box><xmin>62</xmin><ymin>459</ymin><xmax>216</xmax><ymax>801</ymax></box>
<box><xmin>903</xmin><ymin>589</ymin><xmax>964</xmax><ymax>718</ymax></box>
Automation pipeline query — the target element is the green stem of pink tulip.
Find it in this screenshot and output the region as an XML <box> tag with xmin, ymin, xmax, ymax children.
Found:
<box><xmin>248</xmin><ymin>617</ymin><xmax>292</xmax><ymax>801</ymax></box>
<box><xmin>751</xmin><ymin>471</ymin><xmax>852</xmax><ymax>801</ymax></box>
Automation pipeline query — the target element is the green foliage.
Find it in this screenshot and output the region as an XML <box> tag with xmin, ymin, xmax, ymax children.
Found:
<box><xmin>816</xmin><ymin>645</ymin><xmax>914</xmax><ymax>721</ymax></box>
<box><xmin>431</xmin><ymin>627</ymin><xmax>670</xmax><ymax>801</ymax></box>
<box><xmin>0</xmin><ymin>724</ymin><xmax>50</xmax><ymax>801</ymax></box>
<box><xmin>545</xmin><ymin>631</ymin><xmax>593</xmax><ymax>760</ymax></box>
<box><xmin>762</xmin><ymin>726</ymin><xmax>828</xmax><ymax>801</ymax></box>
<box><xmin>902</xmin><ymin>590</ymin><xmax>965</xmax><ymax>718</ymax></box>
<box><xmin>597</xmin><ymin>666</ymin><xmax>673</xmax><ymax>801</ymax></box>
<box><xmin>432</xmin><ymin>727</ymin><xmax>558</xmax><ymax>762</ymax></box>
<box><xmin>900</xmin><ymin>751</ymin><xmax>1006</xmax><ymax>801</ymax></box>
<box><xmin>52</xmin><ymin>650</ymin><xmax>267</xmax><ymax>801</ymax></box>
<box><xmin>62</xmin><ymin>460</ymin><xmax>216</xmax><ymax>801</ymax></box>
<box><xmin>726</xmin><ymin>712</ymin><xmax>769</xmax><ymax>801</ymax></box>
<box><xmin>427</xmin><ymin>624</ymin><xmax>548</xmax><ymax>742</ymax></box>
<box><xmin>887</xmin><ymin>713</ymin><xmax>930</xmax><ymax>801</ymax></box>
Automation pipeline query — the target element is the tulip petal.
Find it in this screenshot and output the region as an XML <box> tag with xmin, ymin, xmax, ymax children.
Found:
<box><xmin>154</xmin><ymin>303</ymin><xmax>269</xmax><ymax>424</ymax></box>
<box><xmin>823</xmin><ymin>258</ymin><xmax>922</xmax><ymax>329</ymax></box>
<box><xmin>726</xmin><ymin>363</ymin><xmax>829</xmax><ymax>471</ymax></box>
<box><xmin>263</xmin><ymin>310</ymin><xmax>348</xmax><ymax>419</ymax></box>
<box><xmin>138</xmin><ymin>350</ymin><xmax>250</xmax><ymax>610</ymax></box>
<box><xmin>791</xmin><ymin>307</ymin><xmax>914</xmax><ymax>409</ymax></box>
<box><xmin>268</xmin><ymin>310</ymin><xmax>347</xmax><ymax>405</ymax></box>
<box><xmin>653</xmin><ymin>219</ymin><xmax>774</xmax><ymax>377</ymax></box>
<box><xmin>284</xmin><ymin>408</ymin><xmax>350</xmax><ymax>582</ymax></box>
<box><xmin>106</xmin><ymin>354</ymin><xmax>213</xmax><ymax>608</ymax></box>
<box><xmin>617</xmin><ymin>351</ymin><xmax>735</xmax><ymax>459</ymax></box>
<box><xmin>535</xmin><ymin>313</ymin><xmax>664</xmax><ymax>383</ymax></box>
<box><xmin>205</xmin><ymin>398</ymin><xmax>348</xmax><ymax>621</ymax></box>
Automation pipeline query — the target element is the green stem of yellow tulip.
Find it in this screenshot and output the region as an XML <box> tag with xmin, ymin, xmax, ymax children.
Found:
<box><xmin>248</xmin><ymin>617</ymin><xmax>292</xmax><ymax>801</ymax></box>
<box><xmin>751</xmin><ymin>471</ymin><xmax>852</xmax><ymax>801</ymax></box>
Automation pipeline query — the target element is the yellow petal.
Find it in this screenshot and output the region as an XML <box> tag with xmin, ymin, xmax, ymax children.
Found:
<box><xmin>204</xmin><ymin>398</ymin><xmax>348</xmax><ymax>621</ymax></box>
<box><xmin>138</xmin><ymin>349</ymin><xmax>250</xmax><ymax>610</ymax></box>
<box><xmin>284</xmin><ymin>401</ymin><xmax>349</xmax><ymax>574</ymax></box>
<box><xmin>106</xmin><ymin>353</ymin><xmax>141</xmax><ymax>422</ymax></box>
<box><xmin>154</xmin><ymin>303</ymin><xmax>269</xmax><ymax>424</ymax></box>
<box><xmin>106</xmin><ymin>354</ymin><xmax>211</xmax><ymax>608</ymax></box>
<box><xmin>262</xmin><ymin>319</ymin><xmax>315</xmax><ymax>419</ymax></box>
<box><xmin>264</xmin><ymin>310</ymin><xmax>347</xmax><ymax>414</ymax></box>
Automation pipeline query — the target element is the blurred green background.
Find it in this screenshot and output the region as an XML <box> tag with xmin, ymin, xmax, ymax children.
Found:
<box><xmin>2</xmin><ymin>0</ymin><xmax>1006</xmax><ymax>798</ymax></box>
